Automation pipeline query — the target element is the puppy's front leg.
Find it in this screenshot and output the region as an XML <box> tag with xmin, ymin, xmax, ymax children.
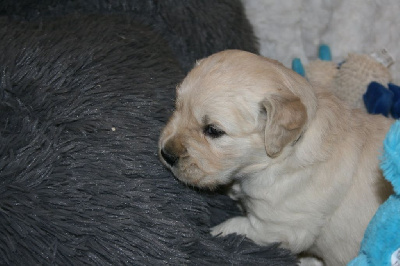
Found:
<box><xmin>211</xmin><ymin>216</ymin><xmax>252</xmax><ymax>237</ymax></box>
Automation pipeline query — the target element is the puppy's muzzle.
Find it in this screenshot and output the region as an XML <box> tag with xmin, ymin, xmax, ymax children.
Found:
<box><xmin>160</xmin><ymin>148</ymin><xmax>178</xmax><ymax>167</ymax></box>
<box><xmin>160</xmin><ymin>137</ymin><xmax>186</xmax><ymax>167</ymax></box>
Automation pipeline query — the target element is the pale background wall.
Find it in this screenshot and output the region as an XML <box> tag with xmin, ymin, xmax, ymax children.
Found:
<box><xmin>243</xmin><ymin>0</ymin><xmax>400</xmax><ymax>84</ymax></box>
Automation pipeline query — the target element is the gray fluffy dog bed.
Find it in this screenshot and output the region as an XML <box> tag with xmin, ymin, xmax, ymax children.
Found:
<box><xmin>0</xmin><ymin>1</ymin><xmax>297</xmax><ymax>265</ymax></box>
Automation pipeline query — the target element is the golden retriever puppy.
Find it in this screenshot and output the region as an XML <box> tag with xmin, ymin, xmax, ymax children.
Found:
<box><xmin>158</xmin><ymin>50</ymin><xmax>393</xmax><ymax>265</ymax></box>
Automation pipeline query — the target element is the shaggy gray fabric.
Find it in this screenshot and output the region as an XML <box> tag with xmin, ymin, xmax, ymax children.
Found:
<box><xmin>0</xmin><ymin>0</ymin><xmax>259</xmax><ymax>73</ymax></box>
<box><xmin>0</xmin><ymin>1</ymin><xmax>297</xmax><ymax>265</ymax></box>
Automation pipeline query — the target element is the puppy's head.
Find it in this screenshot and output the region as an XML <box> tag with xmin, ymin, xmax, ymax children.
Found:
<box><xmin>159</xmin><ymin>50</ymin><xmax>317</xmax><ymax>189</ymax></box>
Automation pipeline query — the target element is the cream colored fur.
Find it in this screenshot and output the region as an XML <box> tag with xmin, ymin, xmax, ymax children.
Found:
<box><xmin>159</xmin><ymin>50</ymin><xmax>393</xmax><ymax>265</ymax></box>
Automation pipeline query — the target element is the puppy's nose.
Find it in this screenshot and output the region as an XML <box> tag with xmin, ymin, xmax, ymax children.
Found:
<box><xmin>161</xmin><ymin>148</ymin><xmax>178</xmax><ymax>167</ymax></box>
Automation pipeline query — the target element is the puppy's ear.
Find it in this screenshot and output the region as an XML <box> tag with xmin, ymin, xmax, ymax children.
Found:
<box><xmin>262</xmin><ymin>92</ymin><xmax>307</xmax><ymax>157</ymax></box>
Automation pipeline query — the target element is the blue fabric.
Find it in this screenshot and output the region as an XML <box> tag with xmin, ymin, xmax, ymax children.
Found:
<box><xmin>389</xmin><ymin>83</ymin><xmax>400</xmax><ymax>119</ymax></box>
<box><xmin>292</xmin><ymin>58</ymin><xmax>305</xmax><ymax>77</ymax></box>
<box><xmin>318</xmin><ymin>44</ymin><xmax>332</xmax><ymax>61</ymax></box>
<box><xmin>363</xmin><ymin>82</ymin><xmax>394</xmax><ymax>117</ymax></box>
<box><xmin>381</xmin><ymin>121</ymin><xmax>400</xmax><ymax>193</ymax></box>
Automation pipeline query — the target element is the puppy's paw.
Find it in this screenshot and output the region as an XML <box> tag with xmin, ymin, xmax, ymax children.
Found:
<box><xmin>227</xmin><ymin>183</ymin><xmax>243</xmax><ymax>201</ymax></box>
<box><xmin>211</xmin><ymin>216</ymin><xmax>250</xmax><ymax>237</ymax></box>
<box><xmin>298</xmin><ymin>257</ymin><xmax>324</xmax><ymax>266</ymax></box>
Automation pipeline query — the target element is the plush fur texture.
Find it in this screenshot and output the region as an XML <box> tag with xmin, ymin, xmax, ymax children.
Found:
<box><xmin>0</xmin><ymin>0</ymin><xmax>258</xmax><ymax>73</ymax></box>
<box><xmin>159</xmin><ymin>50</ymin><xmax>394</xmax><ymax>265</ymax></box>
<box><xmin>0</xmin><ymin>2</ymin><xmax>299</xmax><ymax>265</ymax></box>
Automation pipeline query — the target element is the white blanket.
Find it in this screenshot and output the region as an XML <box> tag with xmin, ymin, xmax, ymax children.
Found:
<box><xmin>243</xmin><ymin>0</ymin><xmax>400</xmax><ymax>84</ymax></box>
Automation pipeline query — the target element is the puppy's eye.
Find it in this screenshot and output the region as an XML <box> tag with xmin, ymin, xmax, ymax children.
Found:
<box><xmin>203</xmin><ymin>124</ymin><xmax>226</xmax><ymax>138</ymax></box>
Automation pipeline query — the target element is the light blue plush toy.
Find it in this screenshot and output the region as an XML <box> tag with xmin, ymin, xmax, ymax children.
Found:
<box><xmin>348</xmin><ymin>120</ymin><xmax>400</xmax><ymax>266</ymax></box>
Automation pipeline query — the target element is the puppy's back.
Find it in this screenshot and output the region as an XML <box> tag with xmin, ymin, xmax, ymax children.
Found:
<box><xmin>309</xmin><ymin>107</ymin><xmax>393</xmax><ymax>265</ymax></box>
